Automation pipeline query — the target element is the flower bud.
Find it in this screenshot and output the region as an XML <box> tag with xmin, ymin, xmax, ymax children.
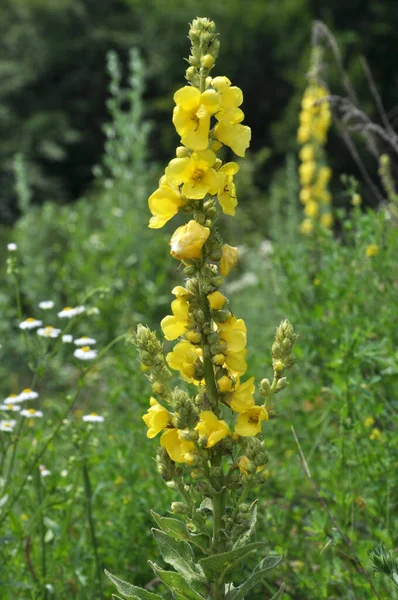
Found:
<box><xmin>171</xmin><ymin>502</ymin><xmax>189</xmax><ymax>515</ymax></box>
<box><xmin>212</xmin><ymin>353</ymin><xmax>225</xmax><ymax>366</ymax></box>
<box><xmin>176</xmin><ymin>146</ymin><xmax>189</xmax><ymax>158</ymax></box>
<box><xmin>185</xmin><ymin>330</ymin><xmax>202</xmax><ymax>344</ymax></box>
<box><xmin>212</xmin><ymin>309</ymin><xmax>231</xmax><ymax>323</ymax></box>
<box><xmin>152</xmin><ymin>381</ymin><xmax>164</xmax><ymax>395</ymax></box>
<box><xmin>201</xmin><ymin>54</ymin><xmax>215</xmax><ymax>69</ymax></box>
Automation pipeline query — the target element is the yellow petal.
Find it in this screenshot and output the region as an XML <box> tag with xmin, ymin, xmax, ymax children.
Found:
<box><xmin>173</xmin><ymin>86</ymin><xmax>201</xmax><ymax>111</ymax></box>
<box><xmin>222</xmin><ymin>86</ymin><xmax>243</xmax><ymax>109</ymax></box>
<box><xmin>214</xmin><ymin>121</ymin><xmax>251</xmax><ymax>157</ymax></box>
<box><xmin>170</xmin><ymin>221</ymin><xmax>210</xmax><ymax>260</ymax></box>
<box><xmin>220</xmin><ymin>244</ymin><xmax>238</xmax><ymax>276</ymax></box>
<box><xmin>211</xmin><ymin>76</ymin><xmax>231</xmax><ymax>93</ymax></box>
<box><xmin>200</xmin><ymin>89</ymin><xmax>221</xmax><ymax>114</ymax></box>
<box><xmin>161</xmin><ymin>315</ymin><xmax>187</xmax><ymax>340</ymax></box>
<box><xmin>165</xmin><ymin>157</ymin><xmax>192</xmax><ymax>186</ymax></box>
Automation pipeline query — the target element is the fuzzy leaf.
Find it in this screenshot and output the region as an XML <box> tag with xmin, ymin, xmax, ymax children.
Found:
<box><xmin>152</xmin><ymin>528</ymin><xmax>205</xmax><ymax>583</ymax></box>
<box><xmin>199</xmin><ymin>541</ymin><xmax>268</xmax><ymax>581</ymax></box>
<box><xmin>233</xmin><ymin>501</ymin><xmax>257</xmax><ymax>548</ymax></box>
<box><xmin>105</xmin><ymin>569</ymin><xmax>162</xmax><ymax>600</ymax></box>
<box><xmin>226</xmin><ymin>555</ymin><xmax>284</xmax><ymax>600</ymax></box>
<box><xmin>269</xmin><ymin>583</ymin><xmax>285</xmax><ymax>599</ymax></box>
<box><xmin>150</xmin><ymin>563</ymin><xmax>206</xmax><ymax>600</ymax></box>
<box><xmin>151</xmin><ymin>511</ymin><xmax>189</xmax><ymax>541</ymax></box>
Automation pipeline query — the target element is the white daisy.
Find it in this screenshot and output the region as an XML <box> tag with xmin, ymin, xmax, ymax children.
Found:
<box><xmin>19</xmin><ymin>318</ymin><xmax>43</xmax><ymax>330</ymax></box>
<box><xmin>57</xmin><ymin>306</ymin><xmax>85</xmax><ymax>319</ymax></box>
<box><xmin>3</xmin><ymin>394</ymin><xmax>20</xmax><ymax>404</ymax></box>
<box><xmin>37</xmin><ymin>326</ymin><xmax>61</xmax><ymax>338</ymax></box>
<box><xmin>82</xmin><ymin>413</ymin><xmax>104</xmax><ymax>423</ymax></box>
<box><xmin>74</xmin><ymin>346</ymin><xmax>97</xmax><ymax>361</ymax></box>
<box><xmin>17</xmin><ymin>388</ymin><xmax>39</xmax><ymax>402</ymax></box>
<box><xmin>39</xmin><ymin>301</ymin><xmax>54</xmax><ymax>310</ymax></box>
<box><xmin>61</xmin><ymin>469</ymin><xmax>68</xmax><ymax>477</ymax></box>
<box><xmin>0</xmin><ymin>419</ymin><xmax>16</xmax><ymax>432</ymax></box>
<box><xmin>74</xmin><ymin>336</ymin><xmax>96</xmax><ymax>346</ymax></box>
<box><xmin>7</xmin><ymin>243</ymin><xmax>17</xmax><ymax>251</ymax></box>
<box><xmin>21</xmin><ymin>408</ymin><xmax>43</xmax><ymax>418</ymax></box>
<box><xmin>62</xmin><ymin>334</ymin><xmax>73</xmax><ymax>343</ymax></box>
<box><xmin>40</xmin><ymin>465</ymin><xmax>51</xmax><ymax>477</ymax></box>
<box><xmin>0</xmin><ymin>403</ymin><xmax>21</xmax><ymax>412</ymax></box>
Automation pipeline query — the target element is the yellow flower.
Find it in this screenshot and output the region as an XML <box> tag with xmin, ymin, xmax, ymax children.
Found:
<box><xmin>214</xmin><ymin>120</ymin><xmax>251</xmax><ymax>157</ymax></box>
<box><xmin>318</xmin><ymin>166</ymin><xmax>332</xmax><ymax>183</ymax></box>
<box><xmin>161</xmin><ymin>286</ymin><xmax>190</xmax><ymax>340</ymax></box>
<box><xmin>366</xmin><ymin>243</ymin><xmax>379</xmax><ymax>257</ymax></box>
<box><xmin>217</xmin><ymin>316</ymin><xmax>247</xmax><ymax>374</ymax></box>
<box><xmin>217</xmin><ymin>375</ymin><xmax>233</xmax><ymax>393</ymax></box>
<box><xmin>166</xmin><ymin>340</ymin><xmax>202</xmax><ymax>383</ymax></box>
<box><xmin>148</xmin><ymin>176</ymin><xmax>186</xmax><ymax>229</ymax></box>
<box><xmin>165</xmin><ymin>150</ymin><xmax>219</xmax><ymax>200</ymax></box>
<box><xmin>207</xmin><ymin>291</ymin><xmax>226</xmax><ymax>311</ymax></box>
<box><xmin>238</xmin><ymin>456</ymin><xmax>266</xmax><ymax>475</ymax></box>
<box><xmin>320</xmin><ymin>212</ymin><xmax>333</xmax><ymax>228</ymax></box>
<box><xmin>304</xmin><ymin>201</ymin><xmax>319</xmax><ymax>218</ymax></box>
<box><xmin>142</xmin><ymin>397</ymin><xmax>170</xmax><ymax>438</ymax></box>
<box><xmin>369</xmin><ymin>428</ymin><xmax>381</xmax><ymax>441</ymax></box>
<box><xmin>170</xmin><ymin>220</ymin><xmax>210</xmax><ymax>260</ymax></box>
<box><xmin>172</xmin><ymin>86</ymin><xmax>221</xmax><ymax>151</ymax></box>
<box><xmin>235</xmin><ymin>405</ymin><xmax>268</xmax><ymax>437</ymax></box>
<box><xmin>299</xmin><ymin>187</ymin><xmax>312</xmax><ymax>204</ymax></box>
<box><xmin>299</xmin><ymin>161</ymin><xmax>316</xmax><ymax>185</ymax></box>
<box><xmin>297</xmin><ymin>125</ymin><xmax>311</xmax><ymax>144</ymax></box>
<box><xmin>300</xmin><ymin>218</ymin><xmax>314</xmax><ymax>235</ymax></box>
<box><xmin>212</xmin><ymin>76</ymin><xmax>245</xmax><ymax>123</ymax></box>
<box><xmin>216</xmin><ymin>162</ymin><xmax>239</xmax><ymax>215</ymax></box>
<box><xmin>363</xmin><ymin>416</ymin><xmax>375</xmax><ymax>428</ymax></box>
<box><xmin>220</xmin><ymin>244</ymin><xmax>238</xmax><ymax>276</ymax></box>
<box><xmin>160</xmin><ymin>428</ymin><xmax>195</xmax><ymax>463</ymax></box>
<box><xmin>228</xmin><ymin>377</ymin><xmax>255</xmax><ymax>412</ymax></box>
<box><xmin>195</xmin><ymin>411</ymin><xmax>230</xmax><ymax>448</ymax></box>
<box><xmin>299</xmin><ymin>145</ymin><xmax>315</xmax><ymax>162</ymax></box>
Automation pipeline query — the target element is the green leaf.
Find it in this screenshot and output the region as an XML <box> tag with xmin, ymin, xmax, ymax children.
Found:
<box><xmin>150</xmin><ymin>563</ymin><xmax>206</xmax><ymax>600</ymax></box>
<box><xmin>104</xmin><ymin>569</ymin><xmax>162</xmax><ymax>600</ymax></box>
<box><xmin>233</xmin><ymin>501</ymin><xmax>257</xmax><ymax>548</ymax></box>
<box><xmin>151</xmin><ymin>511</ymin><xmax>190</xmax><ymax>541</ymax></box>
<box><xmin>152</xmin><ymin>528</ymin><xmax>205</xmax><ymax>583</ymax></box>
<box><xmin>199</xmin><ymin>541</ymin><xmax>268</xmax><ymax>581</ymax></box>
<box><xmin>269</xmin><ymin>583</ymin><xmax>285</xmax><ymax>599</ymax></box>
<box><xmin>226</xmin><ymin>555</ymin><xmax>284</xmax><ymax>600</ymax></box>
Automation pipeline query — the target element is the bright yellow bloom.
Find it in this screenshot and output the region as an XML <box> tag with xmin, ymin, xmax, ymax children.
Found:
<box><xmin>148</xmin><ymin>176</ymin><xmax>186</xmax><ymax>229</ymax></box>
<box><xmin>366</xmin><ymin>243</ymin><xmax>379</xmax><ymax>257</ymax></box>
<box><xmin>299</xmin><ymin>145</ymin><xmax>315</xmax><ymax>162</ymax></box>
<box><xmin>195</xmin><ymin>411</ymin><xmax>230</xmax><ymax>448</ymax></box>
<box><xmin>170</xmin><ymin>220</ymin><xmax>210</xmax><ymax>260</ymax></box>
<box><xmin>299</xmin><ymin>187</ymin><xmax>312</xmax><ymax>204</ymax></box>
<box><xmin>212</xmin><ymin>76</ymin><xmax>245</xmax><ymax>124</ymax></box>
<box><xmin>299</xmin><ymin>161</ymin><xmax>316</xmax><ymax>185</ymax></box>
<box><xmin>214</xmin><ymin>120</ymin><xmax>251</xmax><ymax>157</ymax></box>
<box><xmin>228</xmin><ymin>377</ymin><xmax>255</xmax><ymax>412</ymax></box>
<box><xmin>304</xmin><ymin>201</ymin><xmax>319</xmax><ymax>218</ymax></box>
<box><xmin>166</xmin><ymin>150</ymin><xmax>219</xmax><ymax>200</ymax></box>
<box><xmin>207</xmin><ymin>291</ymin><xmax>226</xmax><ymax>311</ymax></box>
<box><xmin>161</xmin><ymin>286</ymin><xmax>190</xmax><ymax>340</ymax></box>
<box><xmin>297</xmin><ymin>125</ymin><xmax>311</xmax><ymax>144</ymax></box>
<box><xmin>318</xmin><ymin>166</ymin><xmax>332</xmax><ymax>183</ymax></box>
<box><xmin>217</xmin><ymin>316</ymin><xmax>247</xmax><ymax>374</ymax></box>
<box><xmin>369</xmin><ymin>428</ymin><xmax>381</xmax><ymax>441</ymax></box>
<box><xmin>142</xmin><ymin>397</ymin><xmax>170</xmax><ymax>438</ymax></box>
<box><xmin>172</xmin><ymin>86</ymin><xmax>221</xmax><ymax>151</ymax></box>
<box><xmin>166</xmin><ymin>340</ymin><xmax>202</xmax><ymax>383</ymax></box>
<box><xmin>238</xmin><ymin>456</ymin><xmax>266</xmax><ymax>475</ymax></box>
<box><xmin>160</xmin><ymin>428</ymin><xmax>195</xmax><ymax>463</ymax></box>
<box><xmin>220</xmin><ymin>244</ymin><xmax>238</xmax><ymax>276</ymax></box>
<box><xmin>217</xmin><ymin>375</ymin><xmax>233</xmax><ymax>393</ymax></box>
<box><xmin>216</xmin><ymin>162</ymin><xmax>239</xmax><ymax>215</ymax></box>
<box><xmin>300</xmin><ymin>218</ymin><xmax>314</xmax><ymax>235</ymax></box>
<box><xmin>364</xmin><ymin>416</ymin><xmax>375</xmax><ymax>428</ymax></box>
<box><xmin>320</xmin><ymin>212</ymin><xmax>333</xmax><ymax>228</ymax></box>
<box><xmin>235</xmin><ymin>405</ymin><xmax>268</xmax><ymax>437</ymax></box>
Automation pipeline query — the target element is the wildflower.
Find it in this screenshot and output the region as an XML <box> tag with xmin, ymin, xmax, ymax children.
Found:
<box><xmin>0</xmin><ymin>403</ymin><xmax>21</xmax><ymax>412</ymax></box>
<box><xmin>20</xmin><ymin>513</ymin><xmax>29</xmax><ymax>521</ymax></box>
<box><xmin>62</xmin><ymin>334</ymin><xmax>73</xmax><ymax>343</ymax></box>
<box><xmin>82</xmin><ymin>413</ymin><xmax>104</xmax><ymax>423</ymax></box>
<box><xmin>148</xmin><ymin>176</ymin><xmax>186</xmax><ymax>229</ymax></box>
<box><xmin>213</xmin><ymin>120</ymin><xmax>251</xmax><ymax>157</ymax></box>
<box><xmin>370</xmin><ymin>428</ymin><xmax>381</xmax><ymax>441</ymax></box>
<box><xmin>74</xmin><ymin>336</ymin><xmax>97</xmax><ymax>346</ymax></box>
<box><xmin>0</xmin><ymin>419</ymin><xmax>17</xmax><ymax>431</ymax></box>
<box><xmin>366</xmin><ymin>244</ymin><xmax>379</xmax><ymax>257</ymax></box>
<box><xmin>170</xmin><ymin>220</ymin><xmax>210</xmax><ymax>260</ymax></box>
<box><xmin>217</xmin><ymin>316</ymin><xmax>247</xmax><ymax>374</ymax></box>
<box><xmin>364</xmin><ymin>416</ymin><xmax>375</xmax><ymax>428</ymax></box>
<box><xmin>57</xmin><ymin>306</ymin><xmax>85</xmax><ymax>319</ymax></box>
<box><xmin>3</xmin><ymin>394</ymin><xmax>19</xmax><ymax>404</ymax></box>
<box><xmin>17</xmin><ymin>389</ymin><xmax>39</xmax><ymax>402</ymax></box>
<box><xmin>142</xmin><ymin>397</ymin><xmax>170</xmax><ymax>438</ymax></box>
<box><xmin>40</xmin><ymin>465</ymin><xmax>51</xmax><ymax>477</ymax></box>
<box><xmin>238</xmin><ymin>456</ymin><xmax>266</xmax><ymax>475</ymax></box>
<box><xmin>161</xmin><ymin>287</ymin><xmax>190</xmax><ymax>340</ymax></box>
<box><xmin>21</xmin><ymin>408</ymin><xmax>43</xmax><ymax>418</ymax></box>
<box><xmin>39</xmin><ymin>301</ymin><xmax>54</xmax><ymax>310</ymax></box>
<box><xmin>235</xmin><ymin>405</ymin><xmax>268</xmax><ymax>437</ymax></box>
<box><xmin>300</xmin><ymin>219</ymin><xmax>314</xmax><ymax>235</ymax></box>
<box><xmin>19</xmin><ymin>318</ymin><xmax>43</xmax><ymax>330</ymax></box>
<box><xmin>37</xmin><ymin>326</ymin><xmax>61</xmax><ymax>338</ymax></box>
<box><xmin>74</xmin><ymin>346</ymin><xmax>97</xmax><ymax>360</ymax></box>
<box><xmin>216</xmin><ymin>162</ymin><xmax>239</xmax><ymax>215</ymax></box>
<box><xmin>166</xmin><ymin>340</ymin><xmax>202</xmax><ymax>383</ymax></box>
<box><xmin>217</xmin><ymin>375</ymin><xmax>233</xmax><ymax>393</ymax></box>
<box><xmin>220</xmin><ymin>244</ymin><xmax>238</xmax><ymax>276</ymax></box>
<box><xmin>320</xmin><ymin>212</ymin><xmax>333</xmax><ymax>228</ymax></box>
<box><xmin>228</xmin><ymin>377</ymin><xmax>255</xmax><ymax>412</ymax></box>
<box><xmin>7</xmin><ymin>243</ymin><xmax>17</xmax><ymax>251</ymax></box>
<box><xmin>207</xmin><ymin>291</ymin><xmax>227</xmax><ymax>311</ymax></box>
<box><xmin>160</xmin><ymin>428</ymin><xmax>195</xmax><ymax>464</ymax></box>
<box><xmin>211</xmin><ymin>76</ymin><xmax>251</xmax><ymax>156</ymax></box>
<box><xmin>172</xmin><ymin>86</ymin><xmax>221</xmax><ymax>151</ymax></box>
<box><xmin>165</xmin><ymin>150</ymin><xmax>219</xmax><ymax>200</ymax></box>
<box><xmin>195</xmin><ymin>411</ymin><xmax>230</xmax><ymax>448</ymax></box>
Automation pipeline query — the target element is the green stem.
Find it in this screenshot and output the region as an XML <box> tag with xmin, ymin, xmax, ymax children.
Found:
<box><xmin>34</xmin><ymin>466</ymin><xmax>47</xmax><ymax>600</ymax></box>
<box><xmin>82</xmin><ymin>459</ymin><xmax>104</xmax><ymax>600</ymax></box>
<box><xmin>211</xmin><ymin>454</ymin><xmax>225</xmax><ymax>600</ymax></box>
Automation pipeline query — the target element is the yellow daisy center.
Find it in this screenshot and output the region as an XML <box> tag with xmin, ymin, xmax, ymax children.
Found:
<box><xmin>82</xmin><ymin>346</ymin><xmax>91</xmax><ymax>352</ymax></box>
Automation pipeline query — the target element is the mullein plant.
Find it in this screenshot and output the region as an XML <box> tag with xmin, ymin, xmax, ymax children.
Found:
<box><xmin>106</xmin><ymin>17</ymin><xmax>296</xmax><ymax>600</ymax></box>
<box><xmin>297</xmin><ymin>46</ymin><xmax>333</xmax><ymax>235</ymax></box>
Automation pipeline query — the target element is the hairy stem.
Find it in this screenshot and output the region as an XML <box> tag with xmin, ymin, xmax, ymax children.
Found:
<box><xmin>82</xmin><ymin>459</ymin><xmax>104</xmax><ymax>600</ymax></box>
